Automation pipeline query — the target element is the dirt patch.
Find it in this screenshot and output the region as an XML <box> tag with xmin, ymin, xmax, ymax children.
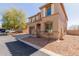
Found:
<box><xmin>22</xmin><ymin>35</ymin><xmax>79</xmax><ymax>56</ymax></box>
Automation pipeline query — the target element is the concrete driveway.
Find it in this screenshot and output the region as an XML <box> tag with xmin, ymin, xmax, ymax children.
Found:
<box><xmin>0</xmin><ymin>35</ymin><xmax>49</xmax><ymax>56</ymax></box>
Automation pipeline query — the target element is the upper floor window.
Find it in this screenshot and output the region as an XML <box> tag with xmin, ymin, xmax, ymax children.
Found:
<box><xmin>36</xmin><ymin>14</ymin><xmax>41</xmax><ymax>21</ymax></box>
<box><xmin>36</xmin><ymin>15</ymin><xmax>39</xmax><ymax>21</ymax></box>
<box><xmin>32</xmin><ymin>17</ymin><xmax>35</xmax><ymax>22</ymax></box>
<box><xmin>46</xmin><ymin>7</ymin><xmax>51</xmax><ymax>16</ymax></box>
<box><xmin>29</xmin><ymin>18</ymin><xmax>32</xmax><ymax>23</ymax></box>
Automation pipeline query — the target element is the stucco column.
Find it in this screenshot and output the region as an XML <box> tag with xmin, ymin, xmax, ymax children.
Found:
<box><xmin>35</xmin><ymin>24</ymin><xmax>37</xmax><ymax>35</ymax></box>
<box><xmin>41</xmin><ymin>23</ymin><xmax>45</xmax><ymax>34</ymax></box>
<box><xmin>41</xmin><ymin>8</ymin><xmax>46</xmax><ymax>17</ymax></box>
<box><xmin>51</xmin><ymin>4</ymin><xmax>54</xmax><ymax>14</ymax></box>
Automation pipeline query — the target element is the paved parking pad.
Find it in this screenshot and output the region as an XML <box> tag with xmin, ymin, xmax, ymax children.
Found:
<box><xmin>6</xmin><ymin>41</ymin><xmax>49</xmax><ymax>56</ymax></box>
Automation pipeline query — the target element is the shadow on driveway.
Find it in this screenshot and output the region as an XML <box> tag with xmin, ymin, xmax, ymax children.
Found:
<box><xmin>6</xmin><ymin>41</ymin><xmax>38</xmax><ymax>56</ymax></box>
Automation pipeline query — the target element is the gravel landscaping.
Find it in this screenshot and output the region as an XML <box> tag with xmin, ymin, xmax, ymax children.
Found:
<box><xmin>22</xmin><ymin>35</ymin><xmax>79</xmax><ymax>56</ymax></box>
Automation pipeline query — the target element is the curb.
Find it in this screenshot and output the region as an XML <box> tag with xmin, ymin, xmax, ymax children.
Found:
<box><xmin>18</xmin><ymin>37</ymin><xmax>61</xmax><ymax>56</ymax></box>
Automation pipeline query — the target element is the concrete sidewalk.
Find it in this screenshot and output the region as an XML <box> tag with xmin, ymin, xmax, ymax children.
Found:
<box><xmin>0</xmin><ymin>35</ymin><xmax>16</xmax><ymax>56</ymax></box>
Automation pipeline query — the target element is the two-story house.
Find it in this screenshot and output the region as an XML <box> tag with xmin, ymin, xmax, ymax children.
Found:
<box><xmin>27</xmin><ymin>3</ymin><xmax>68</xmax><ymax>40</ymax></box>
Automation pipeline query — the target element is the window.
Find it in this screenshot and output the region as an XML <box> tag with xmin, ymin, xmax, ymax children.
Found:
<box><xmin>29</xmin><ymin>18</ymin><xmax>32</xmax><ymax>23</ymax></box>
<box><xmin>46</xmin><ymin>7</ymin><xmax>51</xmax><ymax>16</ymax></box>
<box><xmin>45</xmin><ymin>22</ymin><xmax>53</xmax><ymax>33</ymax></box>
<box><xmin>32</xmin><ymin>17</ymin><xmax>35</xmax><ymax>22</ymax></box>
<box><xmin>36</xmin><ymin>15</ymin><xmax>39</xmax><ymax>21</ymax></box>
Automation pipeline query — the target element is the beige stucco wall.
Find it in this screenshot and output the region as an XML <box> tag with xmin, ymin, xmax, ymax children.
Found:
<box><xmin>54</xmin><ymin>4</ymin><xmax>67</xmax><ymax>39</ymax></box>
<box><xmin>40</xmin><ymin>15</ymin><xmax>59</xmax><ymax>39</ymax></box>
<box><xmin>28</xmin><ymin>3</ymin><xmax>67</xmax><ymax>39</ymax></box>
<box><xmin>28</xmin><ymin>14</ymin><xmax>59</xmax><ymax>39</ymax></box>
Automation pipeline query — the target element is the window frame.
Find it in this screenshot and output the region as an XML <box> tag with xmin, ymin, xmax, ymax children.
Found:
<box><xmin>46</xmin><ymin>7</ymin><xmax>51</xmax><ymax>16</ymax></box>
<box><xmin>44</xmin><ymin>22</ymin><xmax>53</xmax><ymax>33</ymax></box>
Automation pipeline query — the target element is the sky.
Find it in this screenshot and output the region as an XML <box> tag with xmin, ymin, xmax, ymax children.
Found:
<box><xmin>0</xmin><ymin>3</ymin><xmax>79</xmax><ymax>28</ymax></box>
<box><xmin>64</xmin><ymin>3</ymin><xmax>79</xmax><ymax>28</ymax></box>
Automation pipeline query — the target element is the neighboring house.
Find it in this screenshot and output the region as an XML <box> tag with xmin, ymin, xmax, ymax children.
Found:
<box><xmin>27</xmin><ymin>3</ymin><xmax>68</xmax><ymax>39</ymax></box>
